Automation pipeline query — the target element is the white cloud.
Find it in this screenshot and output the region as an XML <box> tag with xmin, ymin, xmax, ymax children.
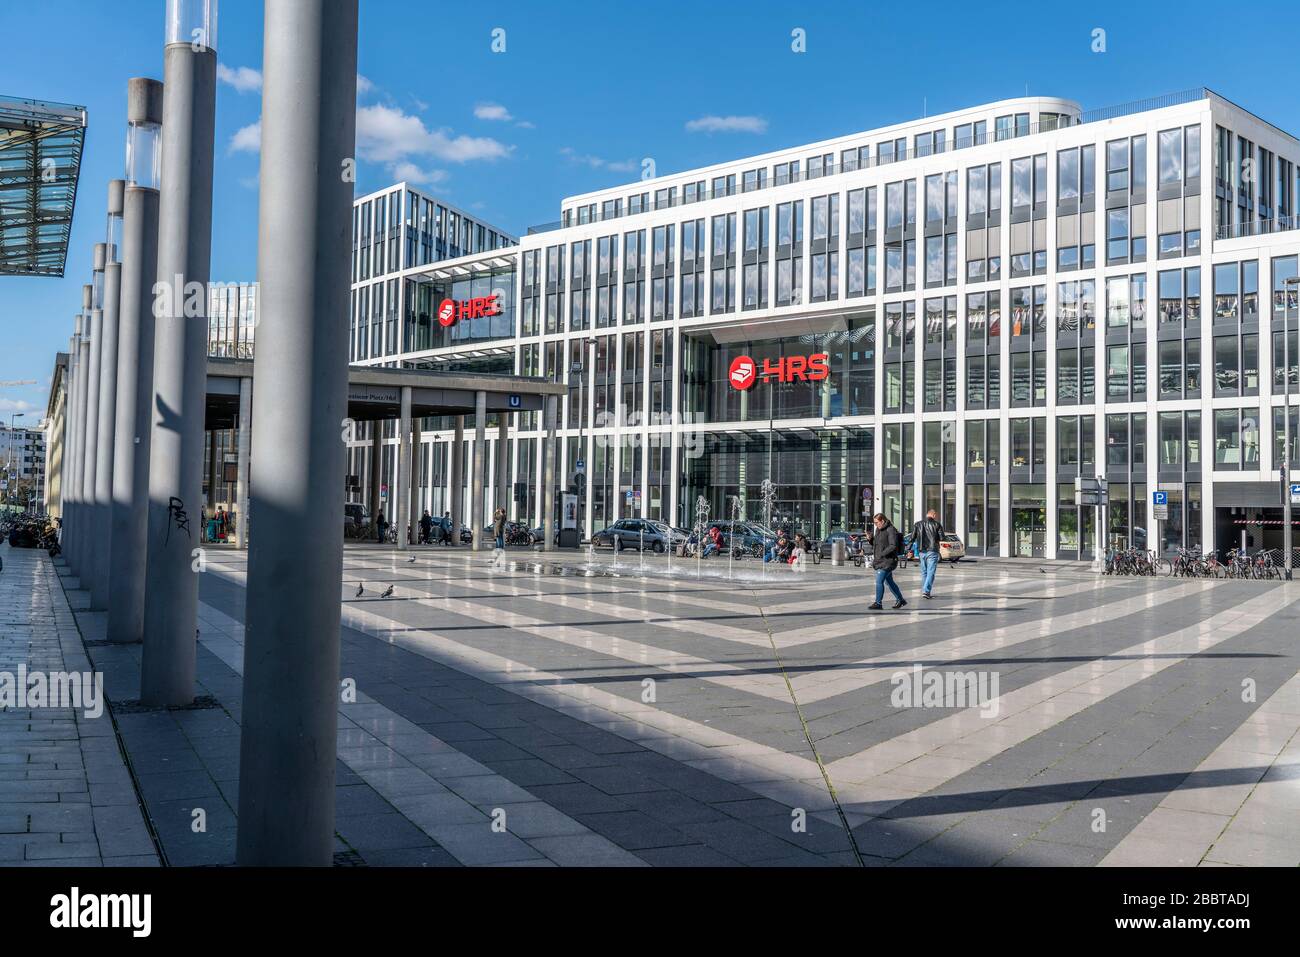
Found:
<box><xmin>560</xmin><ymin>147</ymin><xmax>636</xmax><ymax>173</ymax></box>
<box><xmin>356</xmin><ymin>103</ymin><xmax>511</xmax><ymax>164</ymax></box>
<box><xmin>356</xmin><ymin>74</ymin><xmax>374</xmax><ymax>96</ymax></box>
<box><xmin>474</xmin><ymin>102</ymin><xmax>513</xmax><ymax>122</ymax></box>
<box><xmin>228</xmin><ymin>120</ymin><xmax>261</xmax><ymax>154</ymax></box>
<box><xmin>685</xmin><ymin>114</ymin><xmax>768</xmax><ymax>134</ymax></box>
<box><xmin>217</xmin><ymin>63</ymin><xmax>262</xmax><ymax>94</ymax></box>
<box><xmin>0</xmin><ymin>399</ymin><xmax>36</xmax><ymax>414</ymax></box>
<box><xmin>390</xmin><ymin>162</ymin><xmax>447</xmax><ymax>187</ymax></box>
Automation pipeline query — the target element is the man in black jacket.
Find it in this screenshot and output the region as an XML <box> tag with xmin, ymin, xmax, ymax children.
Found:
<box><xmin>868</xmin><ymin>513</ymin><xmax>907</xmax><ymax>610</ymax></box>
<box><xmin>910</xmin><ymin>508</ymin><xmax>945</xmax><ymax>599</ymax></box>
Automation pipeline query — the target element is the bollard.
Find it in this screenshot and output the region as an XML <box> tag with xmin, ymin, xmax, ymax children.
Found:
<box><xmin>832</xmin><ymin>540</ymin><xmax>846</xmax><ymax>566</ymax></box>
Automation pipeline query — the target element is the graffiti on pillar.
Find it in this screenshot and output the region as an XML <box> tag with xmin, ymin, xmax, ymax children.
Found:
<box><xmin>165</xmin><ymin>496</ymin><xmax>191</xmax><ymax>545</ymax></box>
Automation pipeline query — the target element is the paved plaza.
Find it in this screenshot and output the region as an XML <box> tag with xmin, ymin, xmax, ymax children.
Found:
<box><xmin>2</xmin><ymin>541</ymin><xmax>1298</xmax><ymax>866</ymax></box>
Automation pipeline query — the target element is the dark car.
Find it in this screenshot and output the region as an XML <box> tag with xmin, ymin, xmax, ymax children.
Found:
<box><xmin>591</xmin><ymin>518</ymin><xmax>669</xmax><ymax>552</ymax></box>
<box><xmin>530</xmin><ymin>523</ymin><xmax>586</xmax><ymax>546</ymax></box>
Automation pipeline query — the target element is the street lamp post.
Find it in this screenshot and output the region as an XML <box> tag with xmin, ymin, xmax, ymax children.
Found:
<box><xmin>107</xmin><ymin>77</ymin><xmax>163</xmax><ymax>645</ymax></box>
<box><xmin>235</xmin><ymin>0</ymin><xmax>359</xmax><ymax>865</ymax></box>
<box><xmin>140</xmin><ymin>0</ymin><xmax>218</xmax><ymax>706</ymax></box>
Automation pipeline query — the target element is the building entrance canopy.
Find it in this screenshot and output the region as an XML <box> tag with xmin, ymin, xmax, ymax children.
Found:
<box><xmin>204</xmin><ymin>357</ymin><xmax>561</xmax><ymax>429</ymax></box>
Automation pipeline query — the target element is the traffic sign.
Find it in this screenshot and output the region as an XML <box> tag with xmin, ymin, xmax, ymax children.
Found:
<box><xmin>1153</xmin><ymin>490</ymin><xmax>1169</xmax><ymax>520</ymax></box>
<box><xmin>1291</xmin><ymin>483</ymin><xmax>1300</xmax><ymax>505</ymax></box>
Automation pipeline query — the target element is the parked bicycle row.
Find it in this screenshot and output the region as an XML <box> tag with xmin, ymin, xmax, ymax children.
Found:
<box><xmin>1105</xmin><ymin>545</ymin><xmax>1290</xmax><ymax>579</ymax></box>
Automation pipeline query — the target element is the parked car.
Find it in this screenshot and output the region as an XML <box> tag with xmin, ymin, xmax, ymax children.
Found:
<box><xmin>530</xmin><ymin>523</ymin><xmax>586</xmax><ymax>546</ymax></box>
<box><xmin>816</xmin><ymin>529</ymin><xmax>870</xmax><ymax>559</ymax></box>
<box><xmin>344</xmin><ymin>503</ymin><xmax>370</xmax><ymax>538</ymax></box>
<box><xmin>592</xmin><ymin>518</ymin><xmax>670</xmax><ymax>552</ymax></box>
<box><xmin>939</xmin><ymin>534</ymin><xmax>965</xmax><ymax>563</ymax></box>
<box><xmin>649</xmin><ymin>521</ymin><xmax>691</xmax><ymax>549</ymax></box>
<box><xmin>900</xmin><ymin>531</ymin><xmax>966</xmax><ymax>565</ymax></box>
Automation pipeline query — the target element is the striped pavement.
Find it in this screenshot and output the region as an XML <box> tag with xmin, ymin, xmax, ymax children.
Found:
<box><xmin>180</xmin><ymin>544</ymin><xmax>1299</xmax><ymax>866</ymax></box>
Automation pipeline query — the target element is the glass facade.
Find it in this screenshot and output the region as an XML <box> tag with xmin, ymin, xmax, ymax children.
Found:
<box><xmin>345</xmin><ymin>92</ymin><xmax>1300</xmax><ymax>558</ymax></box>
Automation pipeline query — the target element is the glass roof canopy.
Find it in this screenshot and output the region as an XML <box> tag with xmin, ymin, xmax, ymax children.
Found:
<box><xmin>0</xmin><ymin>95</ymin><xmax>87</xmax><ymax>277</ymax></box>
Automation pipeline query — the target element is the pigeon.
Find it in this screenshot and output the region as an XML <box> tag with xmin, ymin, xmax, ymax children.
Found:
<box><xmin>407</xmin><ymin>556</ymin><xmax>416</xmax><ymax>564</ymax></box>
<box><xmin>380</xmin><ymin>585</ymin><xmax>394</xmax><ymax>599</ymax></box>
<box><xmin>355</xmin><ymin>583</ymin><xmax>364</xmax><ymax>597</ymax></box>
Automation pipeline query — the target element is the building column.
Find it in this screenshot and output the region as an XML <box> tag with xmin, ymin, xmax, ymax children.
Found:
<box><xmin>496</xmin><ymin>415</ymin><xmax>508</xmax><ymax>523</ymax></box>
<box><xmin>471</xmin><ymin>390</ymin><xmax>486</xmax><ymax>549</ymax></box>
<box><xmin>91</xmin><ymin>219</ymin><xmax>123</xmax><ymax>609</ymax></box>
<box><xmin>107</xmin><ymin>77</ymin><xmax>163</xmax><ymax>644</ymax></box>
<box><xmin>395</xmin><ymin>385</ymin><xmax>410</xmax><ymax>551</ymax></box>
<box><xmin>140</xmin><ymin>15</ymin><xmax>217</xmax><ymax>708</ymax></box>
<box><xmin>409</xmin><ymin>414</ymin><xmax>422</xmax><ymax>542</ymax></box>
<box><xmin>209</xmin><ymin>430</ymin><xmax>221</xmax><ymax>510</ymax></box>
<box><xmin>63</xmin><ymin>322</ymin><xmax>81</xmax><ymax>568</ymax></box>
<box><xmin>235</xmin><ymin>0</ymin><xmax>358</xmax><ymax>867</ymax></box>
<box><xmin>449</xmin><ymin>415</ymin><xmax>464</xmax><ymax>543</ymax></box>
<box><xmin>542</xmin><ymin>394</ymin><xmax>557</xmax><ymax>551</ymax></box>
<box><xmin>235</xmin><ymin>375</ymin><xmax>250</xmax><ymax>548</ymax></box>
<box><xmin>368</xmin><ymin>423</ymin><xmax>381</xmax><ymax>534</ymax></box>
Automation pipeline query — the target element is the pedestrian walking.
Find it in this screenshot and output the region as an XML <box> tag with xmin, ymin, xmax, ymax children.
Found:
<box><xmin>492</xmin><ymin>507</ymin><xmax>507</xmax><ymax>550</ymax></box>
<box><xmin>868</xmin><ymin>512</ymin><xmax>907</xmax><ymax>610</ymax></box>
<box><xmin>910</xmin><ymin>508</ymin><xmax>945</xmax><ymax>599</ymax></box>
<box><xmin>376</xmin><ymin>510</ymin><xmax>389</xmax><ymax>543</ymax></box>
<box><xmin>419</xmin><ymin>509</ymin><xmax>433</xmax><ymax>545</ymax></box>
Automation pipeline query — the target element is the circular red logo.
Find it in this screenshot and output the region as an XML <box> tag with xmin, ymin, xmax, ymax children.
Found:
<box><xmin>729</xmin><ymin>355</ymin><xmax>756</xmax><ymax>390</ymax></box>
<box><xmin>436</xmin><ymin>299</ymin><xmax>456</xmax><ymax>326</ymax></box>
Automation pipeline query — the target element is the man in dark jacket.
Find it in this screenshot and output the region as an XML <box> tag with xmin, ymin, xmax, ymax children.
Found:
<box><xmin>910</xmin><ymin>508</ymin><xmax>945</xmax><ymax>599</ymax></box>
<box><xmin>868</xmin><ymin>513</ymin><xmax>907</xmax><ymax>610</ymax></box>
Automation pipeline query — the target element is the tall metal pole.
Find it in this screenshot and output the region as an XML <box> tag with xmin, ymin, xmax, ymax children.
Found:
<box><xmin>107</xmin><ymin>77</ymin><xmax>163</xmax><ymax>644</ymax></box>
<box><xmin>82</xmin><ymin>244</ymin><xmax>106</xmax><ymax>605</ymax></box>
<box><xmin>236</xmin><ymin>0</ymin><xmax>358</xmax><ymax>866</ymax></box>
<box><xmin>92</xmin><ymin>185</ymin><xmax>124</xmax><ymax>609</ymax></box>
<box><xmin>140</xmin><ymin>3</ymin><xmax>218</xmax><ymax>705</ymax></box>
<box><xmin>72</xmin><ymin>285</ymin><xmax>93</xmax><ymax>579</ymax></box>
<box><xmin>65</xmin><ymin>314</ymin><xmax>83</xmax><ymax>564</ymax></box>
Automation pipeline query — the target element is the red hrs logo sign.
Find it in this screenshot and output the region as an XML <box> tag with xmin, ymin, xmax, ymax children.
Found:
<box><xmin>436</xmin><ymin>294</ymin><xmax>501</xmax><ymax>327</ymax></box>
<box><xmin>728</xmin><ymin>353</ymin><xmax>830</xmax><ymax>390</ymax></box>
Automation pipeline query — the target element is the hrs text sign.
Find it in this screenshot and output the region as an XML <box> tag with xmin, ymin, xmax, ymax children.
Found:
<box><xmin>728</xmin><ymin>353</ymin><xmax>830</xmax><ymax>390</ymax></box>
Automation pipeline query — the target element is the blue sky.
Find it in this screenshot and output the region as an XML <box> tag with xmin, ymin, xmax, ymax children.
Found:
<box><xmin>2</xmin><ymin>0</ymin><xmax>1299</xmax><ymax>421</ymax></box>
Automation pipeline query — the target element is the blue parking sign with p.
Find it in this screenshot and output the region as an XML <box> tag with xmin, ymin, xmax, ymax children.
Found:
<box><xmin>1153</xmin><ymin>491</ymin><xmax>1167</xmax><ymax>505</ymax></box>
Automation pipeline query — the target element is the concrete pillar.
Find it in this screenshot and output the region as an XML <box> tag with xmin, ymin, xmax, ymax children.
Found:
<box><xmin>396</xmin><ymin>385</ymin><xmax>411</xmax><ymax>551</ymax></box>
<box><xmin>543</xmin><ymin>394</ymin><xmax>557</xmax><ymax>552</ymax></box>
<box><xmin>140</xmin><ymin>17</ymin><xmax>217</xmax><ymax>707</ymax></box>
<box><xmin>409</xmin><ymin>415</ymin><xmax>423</xmax><ymax>541</ymax></box>
<box><xmin>368</xmin><ymin>424</ymin><xmax>381</xmax><ymax>535</ymax></box>
<box><xmin>91</xmin><ymin>210</ymin><xmax>123</xmax><ymax>609</ymax></box>
<box><xmin>471</xmin><ymin>390</ymin><xmax>486</xmax><ymax>549</ymax></box>
<box><xmin>235</xmin><ymin>375</ymin><xmax>251</xmax><ymax>548</ymax></box>
<box><xmin>449</xmin><ymin>415</ymin><xmax>464</xmax><ymax>543</ymax></box>
<box><xmin>235</xmin><ymin>0</ymin><xmax>358</xmax><ymax>867</ymax></box>
<box><xmin>496</xmin><ymin>416</ymin><xmax>508</xmax><ymax>522</ymax></box>
<box><xmin>107</xmin><ymin>77</ymin><xmax>163</xmax><ymax>644</ymax></box>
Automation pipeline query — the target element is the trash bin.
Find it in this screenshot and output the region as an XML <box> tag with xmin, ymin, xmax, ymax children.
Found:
<box><xmin>831</xmin><ymin>541</ymin><xmax>846</xmax><ymax>566</ymax></box>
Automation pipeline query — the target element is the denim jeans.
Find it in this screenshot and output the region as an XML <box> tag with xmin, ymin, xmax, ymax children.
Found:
<box><xmin>919</xmin><ymin>551</ymin><xmax>939</xmax><ymax>594</ymax></box>
<box><xmin>874</xmin><ymin>568</ymin><xmax>903</xmax><ymax>604</ymax></box>
<box><xmin>495</xmin><ymin>534</ymin><xmax>504</xmax><ymax>549</ymax></box>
